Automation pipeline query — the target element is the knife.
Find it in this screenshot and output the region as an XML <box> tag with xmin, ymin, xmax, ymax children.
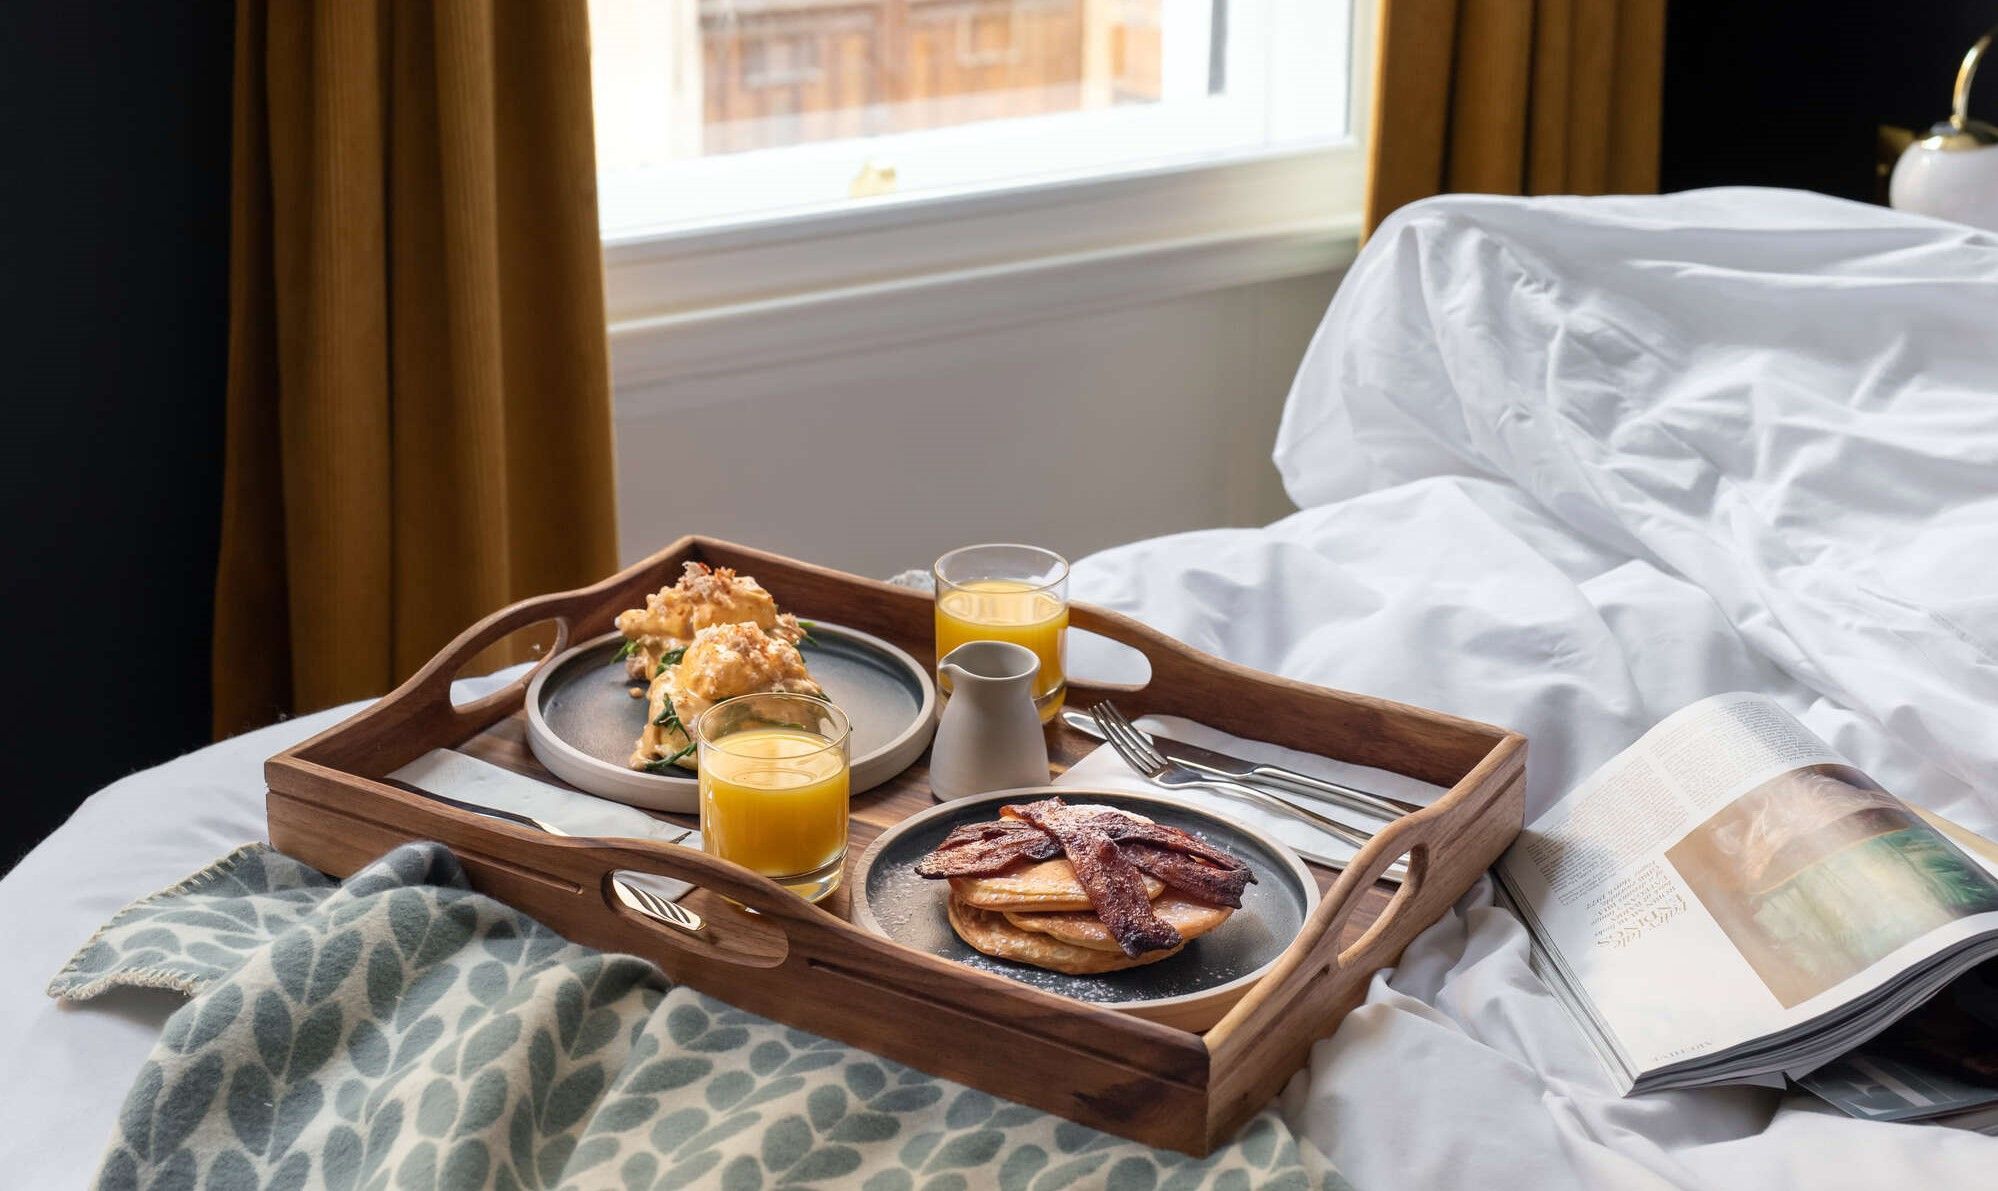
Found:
<box><xmin>390</xmin><ymin>750</ymin><xmax>695</xmax><ymax>844</ymax></box>
<box><xmin>1060</xmin><ymin>709</ymin><xmax>1420</xmax><ymax>821</ymax></box>
<box><xmin>386</xmin><ymin>749</ymin><xmax>703</xmax><ymax>916</ymax></box>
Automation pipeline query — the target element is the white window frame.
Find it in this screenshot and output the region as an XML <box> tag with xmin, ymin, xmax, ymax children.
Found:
<box><xmin>599</xmin><ymin>0</ymin><xmax>1374</xmax><ymax>389</ymax></box>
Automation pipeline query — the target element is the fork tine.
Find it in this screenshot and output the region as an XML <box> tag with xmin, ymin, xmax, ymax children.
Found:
<box><xmin>1088</xmin><ymin>703</ymin><xmax>1158</xmax><ymax>776</ymax></box>
<box><xmin>1110</xmin><ymin>703</ymin><xmax>1166</xmax><ymax>767</ymax></box>
<box><xmin>1091</xmin><ymin>708</ymin><xmax>1138</xmax><ymax>766</ymax></box>
<box><xmin>1095</xmin><ymin>701</ymin><xmax>1168</xmax><ymax>771</ymax></box>
<box><xmin>1088</xmin><ymin>701</ymin><xmax>1136</xmax><ymax>757</ymax></box>
<box><xmin>1096</xmin><ymin>705</ymin><xmax>1168</xmax><ymax>779</ymax></box>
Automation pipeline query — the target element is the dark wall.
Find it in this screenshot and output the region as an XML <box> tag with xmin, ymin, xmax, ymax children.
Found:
<box><xmin>2</xmin><ymin>6</ymin><xmax>234</xmax><ymax>867</ymax></box>
<box><xmin>1663</xmin><ymin>2</ymin><xmax>1998</xmax><ymax>200</ymax></box>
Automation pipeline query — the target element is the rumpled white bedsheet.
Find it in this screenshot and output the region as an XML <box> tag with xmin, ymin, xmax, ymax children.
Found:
<box><xmin>1069</xmin><ymin>188</ymin><xmax>1998</xmax><ymax>1189</ymax></box>
<box><xmin>4</xmin><ymin>188</ymin><xmax>1995</xmax><ymax>1190</ymax></box>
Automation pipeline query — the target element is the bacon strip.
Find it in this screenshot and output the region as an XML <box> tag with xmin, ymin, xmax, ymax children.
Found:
<box><xmin>1089</xmin><ymin>817</ymin><xmax>1255</xmax><ymax>877</ymax></box>
<box><xmin>1016</xmin><ymin>800</ymin><xmax>1182</xmax><ymax>956</ymax></box>
<box><xmin>917</xmin><ymin>796</ymin><xmax>1257</xmax><ymax>934</ymax></box>
<box><xmin>1120</xmin><ymin>843</ymin><xmax>1253</xmax><ymax>908</ymax></box>
<box><xmin>913</xmin><ymin>820</ymin><xmax>1059</xmax><ymax>877</ymax></box>
<box><xmin>1014</xmin><ymin>802</ymin><xmax>1254</xmax><ymax>872</ymax></box>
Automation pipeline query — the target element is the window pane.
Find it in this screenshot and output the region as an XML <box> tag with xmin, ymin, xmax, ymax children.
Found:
<box><xmin>592</xmin><ymin>0</ymin><xmax>1348</xmax><ymax>232</ymax></box>
<box><xmin>694</xmin><ymin>0</ymin><xmax>1183</xmax><ymax>156</ymax></box>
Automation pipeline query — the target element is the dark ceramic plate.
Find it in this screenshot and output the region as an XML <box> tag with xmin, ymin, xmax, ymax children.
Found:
<box><xmin>850</xmin><ymin>788</ymin><xmax>1317</xmax><ymax>1021</ymax></box>
<box><xmin>524</xmin><ymin>626</ymin><xmax>936</xmax><ymax>813</ymax></box>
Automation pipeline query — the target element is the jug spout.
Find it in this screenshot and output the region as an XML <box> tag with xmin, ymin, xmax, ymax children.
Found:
<box><xmin>938</xmin><ymin>641</ymin><xmax>1041</xmax><ymax>691</ymax></box>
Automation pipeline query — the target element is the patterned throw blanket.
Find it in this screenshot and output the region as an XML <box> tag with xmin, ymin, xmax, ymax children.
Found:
<box><xmin>51</xmin><ymin>844</ymin><xmax>1347</xmax><ymax>1190</ymax></box>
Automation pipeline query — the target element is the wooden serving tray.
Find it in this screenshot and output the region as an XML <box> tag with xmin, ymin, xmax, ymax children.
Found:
<box><xmin>266</xmin><ymin>537</ymin><xmax>1526</xmax><ymax>1156</ymax></box>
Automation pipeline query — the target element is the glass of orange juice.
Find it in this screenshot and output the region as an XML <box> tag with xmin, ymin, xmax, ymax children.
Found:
<box><xmin>933</xmin><ymin>544</ymin><xmax>1070</xmax><ymax>723</ymax></box>
<box><xmin>695</xmin><ymin>693</ymin><xmax>851</xmax><ymax>903</ymax></box>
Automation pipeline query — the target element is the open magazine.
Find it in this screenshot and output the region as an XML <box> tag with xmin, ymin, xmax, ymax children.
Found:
<box><xmin>1493</xmin><ymin>693</ymin><xmax>1998</xmax><ymax>1128</ymax></box>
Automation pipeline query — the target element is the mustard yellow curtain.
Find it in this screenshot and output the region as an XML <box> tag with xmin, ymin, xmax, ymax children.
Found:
<box><xmin>214</xmin><ymin>0</ymin><xmax>619</xmax><ymax>737</ymax></box>
<box><xmin>1364</xmin><ymin>0</ymin><xmax>1668</xmax><ymax>234</ymax></box>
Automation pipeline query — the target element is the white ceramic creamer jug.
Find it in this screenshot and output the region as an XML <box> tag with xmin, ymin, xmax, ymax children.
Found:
<box><xmin>929</xmin><ymin>640</ymin><xmax>1051</xmax><ymax>801</ymax></box>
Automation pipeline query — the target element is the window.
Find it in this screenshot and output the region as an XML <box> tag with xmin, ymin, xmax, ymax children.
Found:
<box><xmin>591</xmin><ymin>0</ymin><xmax>1354</xmax><ymax>238</ymax></box>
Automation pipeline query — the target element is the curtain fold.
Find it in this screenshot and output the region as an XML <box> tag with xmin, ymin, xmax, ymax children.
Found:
<box><xmin>1366</xmin><ymin>0</ymin><xmax>1668</xmax><ymax>234</ymax></box>
<box><xmin>214</xmin><ymin>0</ymin><xmax>619</xmax><ymax>738</ymax></box>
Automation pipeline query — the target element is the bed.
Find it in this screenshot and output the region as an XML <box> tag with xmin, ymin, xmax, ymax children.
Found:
<box><xmin>6</xmin><ymin>187</ymin><xmax>1995</xmax><ymax>1189</ymax></box>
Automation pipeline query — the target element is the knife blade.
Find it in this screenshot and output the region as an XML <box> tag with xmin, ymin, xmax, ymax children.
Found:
<box><xmin>1060</xmin><ymin>709</ymin><xmax>1419</xmax><ymax>820</ymax></box>
<box><xmin>387</xmin><ymin>749</ymin><xmax>701</xmax><ymax>904</ymax></box>
<box><xmin>390</xmin><ymin>750</ymin><xmax>695</xmax><ymax>845</ymax></box>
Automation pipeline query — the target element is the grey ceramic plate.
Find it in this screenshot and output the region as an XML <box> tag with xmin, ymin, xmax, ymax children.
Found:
<box><xmin>850</xmin><ymin>788</ymin><xmax>1318</xmax><ymax>1023</ymax></box>
<box><xmin>525</xmin><ymin>625</ymin><xmax>936</xmax><ymax>813</ymax></box>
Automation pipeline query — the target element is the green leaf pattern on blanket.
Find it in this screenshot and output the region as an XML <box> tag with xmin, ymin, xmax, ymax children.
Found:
<box><xmin>51</xmin><ymin>844</ymin><xmax>1348</xmax><ymax>1190</ymax></box>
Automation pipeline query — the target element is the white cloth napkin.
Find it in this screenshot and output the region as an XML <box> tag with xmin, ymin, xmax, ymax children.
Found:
<box><xmin>1053</xmin><ymin>714</ymin><xmax>1449</xmax><ymax>868</ymax></box>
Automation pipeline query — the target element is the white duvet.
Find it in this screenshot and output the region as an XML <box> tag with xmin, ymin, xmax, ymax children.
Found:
<box><xmin>1070</xmin><ymin>188</ymin><xmax>1998</xmax><ymax>1189</ymax></box>
<box><xmin>4</xmin><ymin>188</ymin><xmax>1995</xmax><ymax>1190</ymax></box>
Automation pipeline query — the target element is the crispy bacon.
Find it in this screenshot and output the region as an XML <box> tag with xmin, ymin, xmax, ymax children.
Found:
<box><xmin>1090</xmin><ymin>818</ymin><xmax>1255</xmax><ymax>877</ymax></box>
<box><xmin>913</xmin><ymin>820</ymin><xmax>1060</xmax><ymax>877</ymax></box>
<box><xmin>1010</xmin><ymin>801</ymin><xmax>1255</xmax><ymax>872</ymax></box>
<box><xmin>916</xmin><ymin>797</ymin><xmax>1257</xmax><ymax>931</ymax></box>
<box><xmin>938</xmin><ymin>819</ymin><xmax>1046</xmax><ymax>846</ymax></box>
<box><xmin>1016</xmin><ymin>800</ymin><xmax>1182</xmax><ymax>957</ymax></box>
<box><xmin>1121</xmin><ymin>843</ymin><xmax>1253</xmax><ymax>908</ymax></box>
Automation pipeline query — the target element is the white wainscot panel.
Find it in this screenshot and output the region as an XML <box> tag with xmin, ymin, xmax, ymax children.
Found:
<box><xmin>612</xmin><ymin>269</ymin><xmax>1341</xmax><ymax>579</ymax></box>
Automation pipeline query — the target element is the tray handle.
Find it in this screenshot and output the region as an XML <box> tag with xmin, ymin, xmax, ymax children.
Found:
<box><xmin>1206</xmin><ymin>806</ymin><xmax>1437</xmax><ymax>1051</ymax></box>
<box><xmin>403</xmin><ymin>587</ymin><xmax>596</xmax><ymax>735</ymax></box>
<box><xmin>1328</xmin><ymin>815</ymin><xmax>1431</xmax><ymax>965</ymax></box>
<box><xmin>1206</xmin><ymin>733</ymin><xmax>1524</xmax><ymax>1064</ymax></box>
<box><xmin>586</xmin><ymin>838</ymin><xmax>838</xmax><ymax>934</ymax></box>
<box><xmin>1066</xmin><ymin>603</ymin><xmax>1196</xmax><ymax>697</ymax></box>
<box><xmin>589</xmin><ymin>842</ymin><xmax>817</xmax><ymax>972</ymax></box>
<box><xmin>339</xmin><ymin>783</ymin><xmax>819</xmax><ymax>971</ymax></box>
<box><xmin>567</xmin><ymin>836</ymin><xmax>929</xmax><ymax>981</ymax></box>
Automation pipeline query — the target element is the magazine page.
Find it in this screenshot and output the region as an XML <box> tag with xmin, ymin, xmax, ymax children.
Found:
<box><xmin>1498</xmin><ymin>692</ymin><xmax>1998</xmax><ymax>1079</ymax></box>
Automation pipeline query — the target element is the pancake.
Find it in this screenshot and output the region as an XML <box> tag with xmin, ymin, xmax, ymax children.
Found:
<box><xmin>946</xmin><ymin>896</ymin><xmax>1184</xmax><ymax>974</ymax></box>
<box><xmin>950</xmin><ymin>859</ymin><xmax>1166</xmax><ymax>912</ymax></box>
<box><xmin>1002</xmin><ymin>894</ymin><xmax>1234</xmax><ymax>953</ymax></box>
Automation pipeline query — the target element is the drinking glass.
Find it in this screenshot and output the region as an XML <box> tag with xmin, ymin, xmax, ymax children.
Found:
<box><xmin>695</xmin><ymin>693</ymin><xmax>852</xmax><ymax>903</ymax></box>
<box><xmin>933</xmin><ymin>543</ymin><xmax>1070</xmax><ymax>723</ymax></box>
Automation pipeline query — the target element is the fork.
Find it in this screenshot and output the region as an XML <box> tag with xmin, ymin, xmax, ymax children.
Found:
<box><xmin>1091</xmin><ymin>702</ymin><xmax>1407</xmax><ymax>883</ymax></box>
<box><xmin>1064</xmin><ymin>708</ymin><xmax>1419</xmax><ymax>820</ymax></box>
<box><xmin>396</xmin><ymin>784</ymin><xmax>706</xmax><ymax>934</ymax></box>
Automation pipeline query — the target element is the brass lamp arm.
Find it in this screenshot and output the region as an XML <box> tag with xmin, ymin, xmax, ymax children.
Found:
<box><xmin>1951</xmin><ymin>25</ymin><xmax>1996</xmax><ymax>132</ymax></box>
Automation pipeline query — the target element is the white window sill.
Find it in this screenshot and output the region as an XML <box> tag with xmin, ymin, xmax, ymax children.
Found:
<box><xmin>602</xmin><ymin>142</ymin><xmax>1364</xmax><ymax>392</ymax></box>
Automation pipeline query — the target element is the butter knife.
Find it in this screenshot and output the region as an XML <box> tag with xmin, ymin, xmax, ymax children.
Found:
<box><xmin>390</xmin><ymin>750</ymin><xmax>694</xmax><ymax>844</ymax></box>
<box><xmin>386</xmin><ymin>750</ymin><xmax>703</xmax><ymax>923</ymax></box>
<box><xmin>1061</xmin><ymin>710</ymin><xmax>1419</xmax><ymax>821</ymax></box>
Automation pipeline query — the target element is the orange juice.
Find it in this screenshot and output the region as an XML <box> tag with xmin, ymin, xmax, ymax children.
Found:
<box><xmin>699</xmin><ymin>727</ymin><xmax>849</xmax><ymax>896</ymax></box>
<box><xmin>935</xmin><ymin>578</ymin><xmax>1068</xmax><ymax>721</ymax></box>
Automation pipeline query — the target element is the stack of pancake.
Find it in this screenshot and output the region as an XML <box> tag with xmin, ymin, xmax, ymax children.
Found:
<box><xmin>917</xmin><ymin>798</ymin><xmax>1255</xmax><ymax>976</ymax></box>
